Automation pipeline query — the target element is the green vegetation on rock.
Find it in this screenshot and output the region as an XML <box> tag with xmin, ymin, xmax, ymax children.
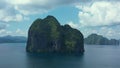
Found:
<box><xmin>26</xmin><ymin>15</ymin><xmax>84</xmax><ymax>54</ymax></box>
<box><xmin>85</xmin><ymin>34</ymin><xmax>119</xmax><ymax>45</ymax></box>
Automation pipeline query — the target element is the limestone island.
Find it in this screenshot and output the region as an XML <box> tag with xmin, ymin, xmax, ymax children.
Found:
<box><xmin>85</xmin><ymin>34</ymin><xmax>119</xmax><ymax>45</ymax></box>
<box><xmin>26</xmin><ymin>15</ymin><xmax>84</xmax><ymax>55</ymax></box>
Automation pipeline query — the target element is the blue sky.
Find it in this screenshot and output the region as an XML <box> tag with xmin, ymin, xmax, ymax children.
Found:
<box><xmin>0</xmin><ymin>0</ymin><xmax>120</xmax><ymax>39</ymax></box>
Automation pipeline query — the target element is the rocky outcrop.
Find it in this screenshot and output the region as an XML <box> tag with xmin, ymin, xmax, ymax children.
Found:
<box><xmin>85</xmin><ymin>34</ymin><xmax>119</xmax><ymax>45</ymax></box>
<box><xmin>26</xmin><ymin>15</ymin><xmax>84</xmax><ymax>54</ymax></box>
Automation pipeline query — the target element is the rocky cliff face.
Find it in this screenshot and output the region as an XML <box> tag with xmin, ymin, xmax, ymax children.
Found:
<box><xmin>85</xmin><ymin>34</ymin><xmax>119</xmax><ymax>45</ymax></box>
<box><xmin>26</xmin><ymin>15</ymin><xmax>84</xmax><ymax>54</ymax></box>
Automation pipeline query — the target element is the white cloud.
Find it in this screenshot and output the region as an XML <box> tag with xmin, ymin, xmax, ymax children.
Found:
<box><xmin>2</xmin><ymin>14</ymin><xmax>23</xmax><ymax>22</ymax></box>
<box><xmin>76</xmin><ymin>1</ymin><xmax>120</xmax><ymax>27</ymax></box>
<box><xmin>0</xmin><ymin>0</ymin><xmax>80</xmax><ymax>23</ymax></box>
<box><xmin>0</xmin><ymin>29</ymin><xmax>6</xmax><ymax>34</ymax></box>
<box><xmin>0</xmin><ymin>0</ymin><xmax>119</xmax><ymax>23</ymax></box>
<box><xmin>0</xmin><ymin>29</ymin><xmax>12</xmax><ymax>35</ymax></box>
<box><xmin>7</xmin><ymin>0</ymin><xmax>79</xmax><ymax>15</ymax></box>
<box><xmin>0</xmin><ymin>0</ymin><xmax>24</xmax><ymax>23</ymax></box>
<box><xmin>0</xmin><ymin>0</ymin><xmax>120</xmax><ymax>39</ymax></box>
<box><xmin>0</xmin><ymin>23</ymin><xmax>10</xmax><ymax>29</ymax></box>
<box><xmin>14</xmin><ymin>6</ymin><xmax>48</xmax><ymax>15</ymax></box>
<box><xmin>80</xmin><ymin>25</ymin><xmax>120</xmax><ymax>39</ymax></box>
<box><xmin>16</xmin><ymin>28</ymin><xmax>27</xmax><ymax>35</ymax></box>
<box><xmin>68</xmin><ymin>21</ymin><xmax>80</xmax><ymax>29</ymax></box>
<box><xmin>7</xmin><ymin>0</ymin><xmax>30</xmax><ymax>5</ymax></box>
<box><xmin>66</xmin><ymin>1</ymin><xmax>120</xmax><ymax>39</ymax></box>
<box><xmin>0</xmin><ymin>28</ymin><xmax>27</xmax><ymax>36</ymax></box>
<box><xmin>68</xmin><ymin>21</ymin><xmax>120</xmax><ymax>39</ymax></box>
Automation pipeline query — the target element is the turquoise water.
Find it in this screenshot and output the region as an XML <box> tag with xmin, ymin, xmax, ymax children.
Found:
<box><xmin>0</xmin><ymin>43</ymin><xmax>120</xmax><ymax>68</ymax></box>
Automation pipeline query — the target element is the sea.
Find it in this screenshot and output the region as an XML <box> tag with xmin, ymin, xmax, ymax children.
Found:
<box><xmin>0</xmin><ymin>43</ymin><xmax>120</xmax><ymax>68</ymax></box>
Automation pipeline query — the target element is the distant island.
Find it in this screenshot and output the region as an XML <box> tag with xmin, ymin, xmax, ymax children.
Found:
<box><xmin>26</xmin><ymin>15</ymin><xmax>84</xmax><ymax>55</ymax></box>
<box><xmin>0</xmin><ymin>35</ymin><xmax>27</xmax><ymax>43</ymax></box>
<box><xmin>85</xmin><ymin>34</ymin><xmax>120</xmax><ymax>45</ymax></box>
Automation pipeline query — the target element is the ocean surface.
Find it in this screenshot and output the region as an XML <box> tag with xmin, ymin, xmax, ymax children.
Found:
<box><xmin>0</xmin><ymin>43</ymin><xmax>120</xmax><ymax>68</ymax></box>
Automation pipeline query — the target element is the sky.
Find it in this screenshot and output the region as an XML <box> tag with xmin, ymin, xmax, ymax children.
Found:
<box><xmin>0</xmin><ymin>0</ymin><xmax>120</xmax><ymax>39</ymax></box>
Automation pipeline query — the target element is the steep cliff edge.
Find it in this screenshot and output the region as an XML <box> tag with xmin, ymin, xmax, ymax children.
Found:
<box><xmin>26</xmin><ymin>15</ymin><xmax>84</xmax><ymax>55</ymax></box>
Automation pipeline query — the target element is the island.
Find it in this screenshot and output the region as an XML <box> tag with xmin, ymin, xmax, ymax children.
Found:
<box><xmin>85</xmin><ymin>34</ymin><xmax>119</xmax><ymax>45</ymax></box>
<box><xmin>26</xmin><ymin>15</ymin><xmax>84</xmax><ymax>55</ymax></box>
